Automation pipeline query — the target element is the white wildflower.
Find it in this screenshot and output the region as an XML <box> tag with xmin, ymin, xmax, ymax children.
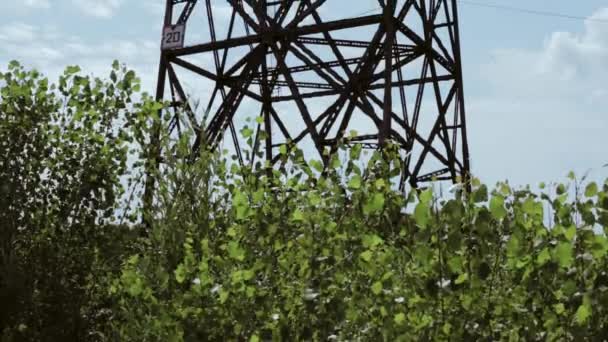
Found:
<box><xmin>272</xmin><ymin>313</ymin><xmax>279</xmax><ymax>321</ymax></box>
<box><xmin>577</xmin><ymin>253</ymin><xmax>593</xmax><ymax>261</ymax></box>
<box><xmin>437</xmin><ymin>278</ymin><xmax>451</xmax><ymax>289</ymax></box>
<box><xmin>192</xmin><ymin>278</ymin><xmax>201</xmax><ymax>285</ymax></box>
<box><xmin>303</xmin><ymin>288</ymin><xmax>319</xmax><ymax>301</ymax></box>
<box><xmin>211</xmin><ymin>284</ymin><xmax>221</xmax><ymax>294</ymax></box>
<box><xmin>394</xmin><ymin>297</ymin><xmax>405</xmax><ymax>303</ymax></box>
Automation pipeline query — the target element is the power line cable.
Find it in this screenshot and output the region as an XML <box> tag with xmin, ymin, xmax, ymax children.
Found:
<box><xmin>458</xmin><ymin>0</ymin><xmax>608</xmax><ymax>24</ymax></box>
<box><xmin>353</xmin><ymin>6</ymin><xmax>381</xmax><ymax>17</ymax></box>
<box><xmin>352</xmin><ymin>1</ymin><xmax>608</xmax><ymax>24</ymax></box>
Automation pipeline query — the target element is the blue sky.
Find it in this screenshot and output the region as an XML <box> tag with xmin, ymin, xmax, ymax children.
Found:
<box><xmin>1</xmin><ymin>0</ymin><xmax>606</xmax><ymax>186</ymax></box>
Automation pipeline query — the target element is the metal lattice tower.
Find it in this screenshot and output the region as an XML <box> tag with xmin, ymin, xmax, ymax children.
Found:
<box><xmin>151</xmin><ymin>0</ymin><xmax>471</xmax><ymax>190</ymax></box>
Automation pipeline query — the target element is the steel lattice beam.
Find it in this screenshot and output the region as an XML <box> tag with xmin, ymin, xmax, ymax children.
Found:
<box><xmin>146</xmin><ymin>0</ymin><xmax>471</xmax><ymax>205</ymax></box>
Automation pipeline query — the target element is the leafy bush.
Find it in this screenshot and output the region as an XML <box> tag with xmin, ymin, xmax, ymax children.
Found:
<box><xmin>2</xmin><ymin>62</ymin><xmax>608</xmax><ymax>341</ymax></box>
<box><xmin>111</xmin><ymin>125</ymin><xmax>608</xmax><ymax>340</ymax></box>
<box><xmin>0</xmin><ymin>61</ymin><xmax>150</xmax><ymax>340</ymax></box>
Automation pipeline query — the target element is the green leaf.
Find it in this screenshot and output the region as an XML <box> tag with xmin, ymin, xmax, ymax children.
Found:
<box><xmin>174</xmin><ymin>264</ymin><xmax>187</xmax><ymax>284</ymax></box>
<box><xmin>331</xmin><ymin>155</ymin><xmax>341</xmax><ymax>169</ymax></box>
<box><xmin>414</xmin><ymin>202</ymin><xmax>430</xmax><ymax>229</ymax></box>
<box><xmin>8</xmin><ymin>60</ymin><xmax>20</xmax><ymax>69</ymax></box>
<box><xmin>250</xmin><ymin>335</ymin><xmax>260</xmax><ymax>342</ymax></box>
<box><xmin>554</xmin><ymin>242</ymin><xmax>573</xmax><ymax>268</ymax></box>
<box><xmin>219</xmin><ymin>289</ymin><xmax>229</xmax><ymax>303</ymax></box>
<box><xmin>124</xmin><ymin>70</ymin><xmax>136</xmax><ymax>82</ymax></box>
<box><xmin>489</xmin><ymin>195</ymin><xmax>507</xmax><ymax>220</ymax></box>
<box><xmin>360</xmin><ymin>250</ymin><xmax>373</xmax><ymax>262</ymax></box>
<box><xmin>74</xmin><ymin>109</ymin><xmax>84</xmax><ymax>121</ymax></box>
<box><xmin>394</xmin><ymin>313</ymin><xmax>406</xmax><ymax>326</ymax></box>
<box><xmin>455</xmin><ymin>273</ymin><xmax>469</xmax><ymax>285</ymax></box>
<box><xmin>363</xmin><ymin>193</ymin><xmax>385</xmax><ymax>215</ymax></box>
<box><xmin>241</xmin><ymin>127</ymin><xmax>254</xmax><ymax>138</ymax></box>
<box><xmin>233</xmin><ymin>192</ymin><xmax>249</xmax><ymax>220</ymax></box>
<box><xmin>414</xmin><ymin>245</ymin><xmax>432</xmax><ymax>266</ymax></box>
<box><xmin>585</xmin><ymin>182</ymin><xmax>598</xmax><ymax>197</ymax></box>
<box><xmin>522</xmin><ymin>197</ymin><xmax>543</xmax><ymax>217</ymax></box>
<box><xmin>279</xmin><ymin>144</ymin><xmax>287</xmax><ymax>155</ymax></box>
<box><xmin>419</xmin><ymin>188</ymin><xmax>433</xmax><ymax>205</ymax></box>
<box><xmin>536</xmin><ymin>248</ymin><xmax>551</xmax><ymax>266</ymax></box>
<box><xmin>574</xmin><ymin>297</ymin><xmax>592</xmax><ymax>325</ymax></box>
<box><xmin>554</xmin><ymin>303</ymin><xmax>566</xmax><ymax>315</ymax></box>
<box><xmin>473</xmin><ymin>185</ymin><xmax>488</xmax><ymax>203</ymax></box>
<box><xmin>371</xmin><ymin>281</ymin><xmax>383</xmax><ymax>295</ymax></box>
<box><xmin>291</xmin><ymin>209</ymin><xmax>305</xmax><ymax>222</ymax></box>
<box><xmin>227</xmin><ymin>241</ymin><xmax>246</xmax><ymax>261</ymax></box>
<box><xmin>65</xmin><ymin>65</ymin><xmax>81</xmax><ymax>75</ymax></box>
<box><xmin>591</xmin><ymin>236</ymin><xmax>608</xmax><ymax>259</ymax></box>
<box><xmin>242</xmin><ymin>269</ymin><xmax>255</xmax><ymax>281</ymax></box>
<box><xmin>348</xmin><ymin>175</ymin><xmax>362</xmax><ymax>190</ymax></box>
<box><xmin>447</xmin><ymin>256</ymin><xmax>463</xmax><ymax>274</ymax></box>
<box><xmin>499</xmin><ymin>183</ymin><xmax>511</xmax><ymax>196</ymax></box>
<box><xmin>310</xmin><ymin>159</ymin><xmax>324</xmax><ymax>172</ymax></box>
<box><xmin>308</xmin><ymin>192</ymin><xmax>321</xmax><ymax>206</ymax></box>
<box><xmin>362</xmin><ymin>234</ymin><xmax>383</xmax><ymax>249</ymax></box>
<box><xmin>506</xmin><ymin>235</ymin><xmax>521</xmax><ymax>259</ymax></box>
<box><xmin>350</xmin><ymin>143</ymin><xmax>362</xmax><ymax>160</ymax></box>
<box><xmin>564</xmin><ymin>225</ymin><xmax>576</xmax><ymax>241</ymax></box>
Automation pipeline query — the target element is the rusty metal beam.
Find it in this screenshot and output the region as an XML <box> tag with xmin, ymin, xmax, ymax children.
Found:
<box><xmin>149</xmin><ymin>0</ymin><xmax>472</xmax><ymax>208</ymax></box>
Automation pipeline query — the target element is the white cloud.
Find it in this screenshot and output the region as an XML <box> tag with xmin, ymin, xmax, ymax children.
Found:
<box><xmin>24</xmin><ymin>0</ymin><xmax>50</xmax><ymax>9</ymax></box>
<box><xmin>0</xmin><ymin>23</ymin><xmax>37</xmax><ymax>42</ymax></box>
<box><xmin>468</xmin><ymin>7</ymin><xmax>608</xmax><ymax>185</ymax></box>
<box><xmin>0</xmin><ymin>21</ymin><xmax>158</xmax><ymax>91</ymax></box>
<box><xmin>0</xmin><ymin>0</ymin><xmax>50</xmax><ymax>12</ymax></box>
<box><xmin>141</xmin><ymin>0</ymin><xmax>164</xmax><ymax>15</ymax></box>
<box><xmin>71</xmin><ymin>0</ymin><xmax>123</xmax><ymax>18</ymax></box>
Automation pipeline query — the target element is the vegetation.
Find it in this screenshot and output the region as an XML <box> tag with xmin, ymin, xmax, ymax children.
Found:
<box><xmin>1</xmin><ymin>62</ymin><xmax>608</xmax><ymax>341</ymax></box>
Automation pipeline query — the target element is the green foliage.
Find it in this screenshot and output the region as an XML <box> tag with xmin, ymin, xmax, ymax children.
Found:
<box><xmin>4</xmin><ymin>62</ymin><xmax>608</xmax><ymax>341</ymax></box>
<box><xmin>109</xmin><ymin>115</ymin><xmax>608</xmax><ymax>340</ymax></box>
<box><xmin>0</xmin><ymin>61</ymin><xmax>150</xmax><ymax>340</ymax></box>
